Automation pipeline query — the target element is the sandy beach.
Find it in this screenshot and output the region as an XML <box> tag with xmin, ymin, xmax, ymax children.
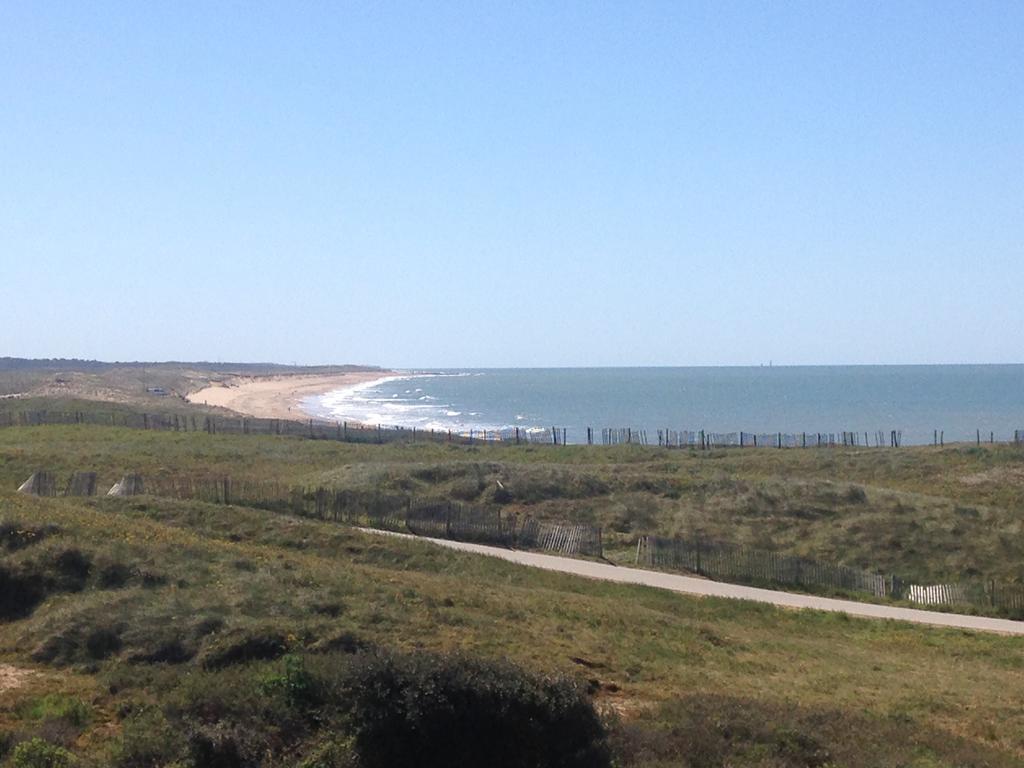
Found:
<box><xmin>186</xmin><ymin>371</ymin><xmax>390</xmax><ymax>421</ymax></box>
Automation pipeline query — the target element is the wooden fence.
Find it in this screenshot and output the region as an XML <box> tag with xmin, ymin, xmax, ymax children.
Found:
<box><xmin>636</xmin><ymin>534</ymin><xmax>1024</xmax><ymax>615</ymax></box>
<box><xmin>0</xmin><ymin>409</ymin><xmax>487</xmax><ymax>445</ymax></box>
<box><xmin>5</xmin><ymin>408</ymin><xmax>1023</xmax><ymax>450</ymax></box>
<box><xmin>13</xmin><ymin>469</ymin><xmax>1021</xmax><ymax>614</ymax></box>
<box><xmin>15</xmin><ymin>470</ymin><xmax>602</xmax><ymax>557</ymax></box>
<box><xmin>609</xmin><ymin>429</ymin><xmax>905</xmax><ymax>449</ymax></box>
<box><xmin>636</xmin><ymin>535</ymin><xmax>889</xmax><ymax>596</ymax></box>
<box><xmin>516</xmin><ymin>518</ymin><xmax>604</xmax><ymax>557</ymax></box>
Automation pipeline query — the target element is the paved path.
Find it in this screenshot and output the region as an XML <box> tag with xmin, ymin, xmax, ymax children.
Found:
<box><xmin>363</xmin><ymin>529</ymin><xmax>1024</xmax><ymax>636</ymax></box>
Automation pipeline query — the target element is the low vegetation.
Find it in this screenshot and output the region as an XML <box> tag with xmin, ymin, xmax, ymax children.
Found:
<box><xmin>2</xmin><ymin>414</ymin><xmax>1024</xmax><ymax>765</ymax></box>
<box><xmin>2</xmin><ymin>419</ymin><xmax>1023</xmax><ymax>584</ymax></box>
<box><xmin>0</xmin><ymin>487</ymin><xmax>1022</xmax><ymax>766</ymax></box>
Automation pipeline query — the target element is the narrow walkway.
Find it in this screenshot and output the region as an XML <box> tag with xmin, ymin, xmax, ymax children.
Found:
<box><xmin>363</xmin><ymin>529</ymin><xmax>1024</xmax><ymax>636</ymax></box>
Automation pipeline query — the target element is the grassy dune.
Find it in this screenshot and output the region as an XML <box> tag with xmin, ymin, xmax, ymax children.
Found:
<box><xmin>2</xmin><ymin>421</ymin><xmax>1024</xmax><ymax>765</ymax></box>
<box><xmin>1</xmin><ymin>491</ymin><xmax>1023</xmax><ymax>766</ymax></box>
<box><xmin>2</xmin><ymin>423</ymin><xmax>1023</xmax><ymax>583</ymax></box>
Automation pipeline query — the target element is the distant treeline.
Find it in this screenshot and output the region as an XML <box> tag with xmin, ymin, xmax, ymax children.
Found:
<box><xmin>0</xmin><ymin>357</ymin><xmax>382</xmax><ymax>375</ymax></box>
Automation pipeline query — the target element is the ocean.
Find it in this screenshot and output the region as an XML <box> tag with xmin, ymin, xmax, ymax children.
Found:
<box><xmin>306</xmin><ymin>366</ymin><xmax>1024</xmax><ymax>446</ymax></box>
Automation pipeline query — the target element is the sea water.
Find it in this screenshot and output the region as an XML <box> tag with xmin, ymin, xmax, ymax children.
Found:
<box><xmin>307</xmin><ymin>366</ymin><xmax>1024</xmax><ymax>445</ymax></box>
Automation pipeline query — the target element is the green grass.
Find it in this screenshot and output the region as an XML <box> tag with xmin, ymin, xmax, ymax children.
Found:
<box><xmin>3</xmin><ymin>419</ymin><xmax>1024</xmax><ymax>764</ymax></box>
<box><xmin>16</xmin><ymin>695</ymin><xmax>91</xmax><ymax>729</ymax></box>
<box><xmin>1</xmin><ymin>488</ymin><xmax>1024</xmax><ymax>765</ymax></box>
<box><xmin>2</xmin><ymin>423</ymin><xmax>1023</xmax><ymax>583</ymax></box>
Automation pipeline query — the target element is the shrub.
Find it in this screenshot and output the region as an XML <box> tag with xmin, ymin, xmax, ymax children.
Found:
<box><xmin>0</xmin><ymin>548</ymin><xmax>94</xmax><ymax>621</ymax></box>
<box><xmin>260</xmin><ymin>654</ymin><xmax>316</xmax><ymax>709</ymax></box>
<box><xmin>31</xmin><ymin>623</ymin><xmax>123</xmax><ymax>665</ymax></box>
<box><xmin>0</xmin><ymin>523</ymin><xmax>59</xmax><ymax>552</ymax></box>
<box><xmin>112</xmin><ymin>708</ymin><xmax>186</xmax><ymax>768</ymax></box>
<box><xmin>0</xmin><ymin>731</ymin><xmax>13</xmax><ymax>759</ymax></box>
<box><xmin>0</xmin><ymin>565</ymin><xmax>49</xmax><ymax>620</ymax></box>
<box><xmin>450</xmin><ymin>475</ymin><xmax>486</xmax><ymax>501</ymax></box>
<box><xmin>335</xmin><ymin>651</ymin><xmax>610</xmax><ymax>768</ymax></box>
<box><xmin>310</xmin><ymin>630</ymin><xmax>368</xmax><ymax>655</ymax></box>
<box><xmin>845</xmin><ymin>486</ymin><xmax>869</xmax><ymax>505</ymax></box>
<box><xmin>200</xmin><ymin>628</ymin><xmax>287</xmax><ymax>670</ymax></box>
<box><xmin>98</xmin><ymin>562</ymin><xmax>134</xmax><ymax>589</ymax></box>
<box><xmin>85</xmin><ymin>627</ymin><xmax>123</xmax><ymax>659</ymax></box>
<box><xmin>170</xmin><ymin>667</ymin><xmax>305</xmax><ymax>767</ymax></box>
<box><xmin>51</xmin><ymin>550</ymin><xmax>91</xmax><ymax>590</ymax></box>
<box><xmin>184</xmin><ymin>724</ymin><xmax>247</xmax><ymax>768</ymax></box>
<box><xmin>19</xmin><ymin>695</ymin><xmax>91</xmax><ymax>728</ymax></box>
<box><xmin>128</xmin><ymin>638</ymin><xmax>195</xmax><ymax>665</ymax></box>
<box><xmin>10</xmin><ymin>738</ymin><xmax>78</xmax><ymax>768</ymax></box>
<box><xmin>296</xmin><ymin>738</ymin><xmax>357</xmax><ymax>768</ymax></box>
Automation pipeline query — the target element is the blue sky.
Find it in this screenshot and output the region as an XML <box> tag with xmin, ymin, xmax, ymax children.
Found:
<box><xmin>2</xmin><ymin>1</ymin><xmax>1021</xmax><ymax>367</ymax></box>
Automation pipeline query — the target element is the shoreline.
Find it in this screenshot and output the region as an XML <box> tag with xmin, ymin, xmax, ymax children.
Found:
<box><xmin>186</xmin><ymin>371</ymin><xmax>395</xmax><ymax>422</ymax></box>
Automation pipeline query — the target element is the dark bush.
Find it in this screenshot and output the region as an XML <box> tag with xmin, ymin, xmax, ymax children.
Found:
<box><xmin>128</xmin><ymin>639</ymin><xmax>195</xmax><ymax>665</ymax></box>
<box><xmin>192</xmin><ymin>616</ymin><xmax>225</xmax><ymax>638</ymax></box>
<box><xmin>98</xmin><ymin>563</ymin><xmax>133</xmax><ymax>589</ymax></box>
<box><xmin>0</xmin><ymin>523</ymin><xmax>59</xmax><ymax>552</ymax></box>
<box><xmin>492</xmin><ymin>482</ymin><xmax>514</xmax><ymax>504</ymax></box>
<box><xmin>201</xmin><ymin>629</ymin><xmax>288</xmax><ymax>670</ymax></box>
<box><xmin>311</xmin><ymin>601</ymin><xmax>345</xmax><ymax>617</ymax></box>
<box><xmin>845</xmin><ymin>486</ymin><xmax>869</xmax><ymax>505</ymax></box>
<box><xmin>411</xmin><ymin>463</ymin><xmax>484</xmax><ymax>484</ymax></box>
<box><xmin>51</xmin><ymin>550</ymin><xmax>91</xmax><ymax>591</ymax></box>
<box><xmin>311</xmin><ymin>630</ymin><xmax>368</xmax><ymax>655</ymax></box>
<box><xmin>185</xmin><ymin>726</ymin><xmax>246</xmax><ymax>768</ymax></box>
<box><xmin>0</xmin><ymin>565</ymin><xmax>49</xmax><ymax>620</ymax></box>
<box><xmin>31</xmin><ymin>624</ymin><xmax>123</xmax><ymax>665</ymax></box>
<box><xmin>85</xmin><ymin>627</ymin><xmax>123</xmax><ymax>660</ymax></box>
<box><xmin>1</xmin><ymin>547</ymin><xmax>98</xmax><ymax>622</ymax></box>
<box><xmin>336</xmin><ymin>651</ymin><xmax>610</xmax><ymax>768</ymax></box>
<box><xmin>138</xmin><ymin>570</ymin><xmax>167</xmax><ymax>588</ymax></box>
<box><xmin>450</xmin><ymin>476</ymin><xmax>486</xmax><ymax>501</ymax></box>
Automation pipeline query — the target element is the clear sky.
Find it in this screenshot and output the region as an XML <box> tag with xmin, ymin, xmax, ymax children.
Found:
<box><xmin>2</xmin><ymin>1</ymin><xmax>1021</xmax><ymax>368</ymax></box>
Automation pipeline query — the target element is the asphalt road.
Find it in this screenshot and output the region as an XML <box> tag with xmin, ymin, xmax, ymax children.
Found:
<box><xmin>364</xmin><ymin>529</ymin><xmax>1024</xmax><ymax>636</ymax></box>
